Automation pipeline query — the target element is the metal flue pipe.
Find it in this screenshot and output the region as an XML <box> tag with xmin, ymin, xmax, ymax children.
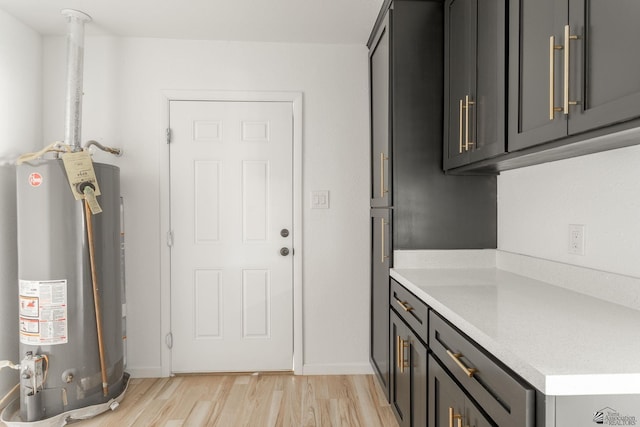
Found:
<box><xmin>62</xmin><ymin>9</ymin><xmax>92</xmax><ymax>151</ymax></box>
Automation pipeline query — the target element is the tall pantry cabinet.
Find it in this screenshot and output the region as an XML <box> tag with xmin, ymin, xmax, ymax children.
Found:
<box><xmin>368</xmin><ymin>0</ymin><xmax>497</xmax><ymax>401</ymax></box>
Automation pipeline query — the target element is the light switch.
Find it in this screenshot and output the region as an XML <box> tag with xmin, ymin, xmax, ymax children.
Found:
<box><xmin>311</xmin><ymin>190</ymin><xmax>330</xmax><ymax>209</ymax></box>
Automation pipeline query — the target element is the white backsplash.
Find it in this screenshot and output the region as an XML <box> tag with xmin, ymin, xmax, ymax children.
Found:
<box><xmin>394</xmin><ymin>249</ymin><xmax>640</xmax><ymax>311</ymax></box>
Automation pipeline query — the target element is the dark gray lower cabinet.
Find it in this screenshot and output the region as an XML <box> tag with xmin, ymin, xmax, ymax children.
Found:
<box><xmin>429</xmin><ymin>355</ymin><xmax>494</xmax><ymax>427</ymax></box>
<box><xmin>371</xmin><ymin>208</ymin><xmax>391</xmax><ymax>398</ymax></box>
<box><xmin>390</xmin><ymin>310</ymin><xmax>427</xmax><ymax>427</ymax></box>
<box><xmin>429</xmin><ymin>311</ymin><xmax>535</xmax><ymax>427</ymax></box>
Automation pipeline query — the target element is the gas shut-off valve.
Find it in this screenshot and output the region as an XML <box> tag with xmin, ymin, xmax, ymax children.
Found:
<box><xmin>19</xmin><ymin>352</ymin><xmax>47</xmax><ymax>396</ymax></box>
<box><xmin>0</xmin><ymin>352</ymin><xmax>48</xmax><ymax>398</ymax></box>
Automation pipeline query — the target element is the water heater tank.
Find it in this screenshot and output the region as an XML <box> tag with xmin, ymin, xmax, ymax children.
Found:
<box><xmin>11</xmin><ymin>159</ymin><xmax>127</xmax><ymax>423</ymax></box>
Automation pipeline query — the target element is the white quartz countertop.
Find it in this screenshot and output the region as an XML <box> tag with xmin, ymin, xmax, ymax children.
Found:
<box><xmin>390</xmin><ymin>267</ymin><xmax>640</xmax><ymax>396</ymax></box>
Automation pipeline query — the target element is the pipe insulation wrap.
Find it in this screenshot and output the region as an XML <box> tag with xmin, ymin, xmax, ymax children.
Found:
<box><xmin>0</xmin><ymin>361</ymin><xmax>19</xmax><ymax>371</ymax></box>
<box><xmin>62</xmin><ymin>9</ymin><xmax>91</xmax><ymax>151</ymax></box>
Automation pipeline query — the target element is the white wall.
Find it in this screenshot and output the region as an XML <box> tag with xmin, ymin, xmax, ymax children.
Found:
<box><xmin>0</xmin><ymin>8</ymin><xmax>42</xmax><ymax>400</ymax></box>
<box><xmin>498</xmin><ymin>143</ymin><xmax>640</xmax><ymax>279</ymax></box>
<box><xmin>43</xmin><ymin>37</ymin><xmax>371</xmax><ymax>376</ymax></box>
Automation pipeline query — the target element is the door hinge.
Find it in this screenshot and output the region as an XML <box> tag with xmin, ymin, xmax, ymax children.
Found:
<box><xmin>166</xmin><ymin>128</ymin><xmax>172</xmax><ymax>144</ymax></box>
<box><xmin>167</xmin><ymin>230</ymin><xmax>174</xmax><ymax>247</ymax></box>
<box><xmin>165</xmin><ymin>332</ymin><xmax>173</xmax><ymax>349</ymax></box>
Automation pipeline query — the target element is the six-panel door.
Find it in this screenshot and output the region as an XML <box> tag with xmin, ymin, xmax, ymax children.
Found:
<box><xmin>169</xmin><ymin>100</ymin><xmax>294</xmax><ymax>373</ymax></box>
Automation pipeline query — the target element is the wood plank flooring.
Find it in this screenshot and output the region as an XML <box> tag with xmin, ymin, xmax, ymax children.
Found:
<box><xmin>75</xmin><ymin>374</ymin><xmax>399</xmax><ymax>427</ymax></box>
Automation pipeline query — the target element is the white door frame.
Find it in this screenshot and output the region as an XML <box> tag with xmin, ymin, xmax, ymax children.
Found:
<box><xmin>159</xmin><ymin>90</ymin><xmax>303</xmax><ymax>376</ymax></box>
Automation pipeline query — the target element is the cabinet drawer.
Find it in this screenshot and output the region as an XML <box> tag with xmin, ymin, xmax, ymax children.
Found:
<box><xmin>429</xmin><ymin>311</ymin><xmax>535</xmax><ymax>427</ymax></box>
<box><xmin>390</xmin><ymin>279</ymin><xmax>428</xmax><ymax>342</ymax></box>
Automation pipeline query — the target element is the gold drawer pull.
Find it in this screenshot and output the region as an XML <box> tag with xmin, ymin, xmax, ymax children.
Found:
<box><xmin>379</xmin><ymin>152</ymin><xmax>389</xmax><ymax>198</ymax></box>
<box><xmin>398</xmin><ymin>337</ymin><xmax>409</xmax><ymax>373</ymax></box>
<box><xmin>380</xmin><ymin>219</ymin><xmax>389</xmax><ymax>264</ymax></box>
<box><xmin>563</xmin><ymin>24</ymin><xmax>579</xmax><ymax>114</ymax></box>
<box><xmin>446</xmin><ymin>350</ymin><xmax>478</xmax><ymax>378</ymax></box>
<box><xmin>549</xmin><ymin>35</ymin><xmax>563</xmax><ymax>120</ymax></box>
<box><xmin>464</xmin><ymin>95</ymin><xmax>475</xmax><ymax>151</ymax></box>
<box><xmin>458</xmin><ymin>99</ymin><xmax>464</xmax><ymax>153</ymax></box>
<box><xmin>449</xmin><ymin>407</ymin><xmax>463</xmax><ymax>427</ymax></box>
<box><xmin>394</xmin><ymin>298</ymin><xmax>413</xmax><ymax>312</ymax></box>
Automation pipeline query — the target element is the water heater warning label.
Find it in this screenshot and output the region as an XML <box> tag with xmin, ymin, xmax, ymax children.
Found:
<box><xmin>19</xmin><ymin>279</ymin><xmax>68</xmax><ymax>345</ymax></box>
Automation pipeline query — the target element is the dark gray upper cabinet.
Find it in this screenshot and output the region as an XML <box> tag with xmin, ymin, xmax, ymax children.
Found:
<box><xmin>444</xmin><ymin>0</ymin><xmax>506</xmax><ymax>170</ymax></box>
<box><xmin>369</xmin><ymin>0</ymin><xmax>497</xmax><ymax>249</ymax></box>
<box><xmin>509</xmin><ymin>0</ymin><xmax>640</xmax><ymax>152</ymax></box>
<box><xmin>568</xmin><ymin>0</ymin><xmax>640</xmax><ymax>134</ymax></box>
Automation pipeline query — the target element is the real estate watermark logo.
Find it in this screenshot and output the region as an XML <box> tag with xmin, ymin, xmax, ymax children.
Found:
<box><xmin>593</xmin><ymin>407</ymin><xmax>637</xmax><ymax>425</ymax></box>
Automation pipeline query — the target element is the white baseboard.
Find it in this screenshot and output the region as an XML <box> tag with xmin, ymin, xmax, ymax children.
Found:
<box><xmin>127</xmin><ymin>364</ymin><xmax>373</xmax><ymax>378</ymax></box>
<box><xmin>301</xmin><ymin>363</ymin><xmax>373</xmax><ymax>376</ymax></box>
<box><xmin>125</xmin><ymin>367</ymin><xmax>165</xmax><ymax>378</ymax></box>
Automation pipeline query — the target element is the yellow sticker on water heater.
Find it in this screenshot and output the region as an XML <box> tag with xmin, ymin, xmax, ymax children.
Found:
<box><xmin>62</xmin><ymin>151</ymin><xmax>101</xmax><ymax>200</ymax></box>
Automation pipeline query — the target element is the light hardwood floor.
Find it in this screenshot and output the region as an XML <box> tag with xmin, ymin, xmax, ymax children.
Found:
<box><xmin>75</xmin><ymin>374</ymin><xmax>399</xmax><ymax>427</ymax></box>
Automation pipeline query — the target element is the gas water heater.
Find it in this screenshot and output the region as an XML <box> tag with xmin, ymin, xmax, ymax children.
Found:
<box><xmin>12</xmin><ymin>160</ymin><xmax>127</xmax><ymax>423</ymax></box>
<box><xmin>0</xmin><ymin>8</ymin><xmax>129</xmax><ymax>426</ymax></box>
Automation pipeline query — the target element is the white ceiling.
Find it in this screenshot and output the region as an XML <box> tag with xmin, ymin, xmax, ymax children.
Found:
<box><xmin>0</xmin><ymin>0</ymin><xmax>385</xmax><ymax>44</ymax></box>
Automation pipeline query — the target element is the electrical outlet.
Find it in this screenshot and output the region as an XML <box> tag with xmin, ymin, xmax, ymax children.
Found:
<box><xmin>568</xmin><ymin>224</ymin><xmax>585</xmax><ymax>255</ymax></box>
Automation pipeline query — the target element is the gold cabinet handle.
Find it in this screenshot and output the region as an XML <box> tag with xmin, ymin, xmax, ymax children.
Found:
<box><xmin>379</xmin><ymin>152</ymin><xmax>389</xmax><ymax>198</ymax></box>
<box><xmin>464</xmin><ymin>95</ymin><xmax>475</xmax><ymax>151</ymax></box>
<box><xmin>394</xmin><ymin>298</ymin><xmax>413</xmax><ymax>312</ymax></box>
<box><xmin>396</xmin><ymin>335</ymin><xmax>402</xmax><ymax>371</ymax></box>
<box><xmin>458</xmin><ymin>99</ymin><xmax>464</xmax><ymax>153</ymax></box>
<box><xmin>449</xmin><ymin>407</ymin><xmax>463</xmax><ymax>427</ymax></box>
<box><xmin>446</xmin><ymin>350</ymin><xmax>478</xmax><ymax>378</ymax></box>
<box><xmin>380</xmin><ymin>219</ymin><xmax>389</xmax><ymax>264</ymax></box>
<box><xmin>563</xmin><ymin>25</ymin><xmax>579</xmax><ymax>114</ymax></box>
<box><xmin>399</xmin><ymin>337</ymin><xmax>409</xmax><ymax>373</ymax></box>
<box><xmin>549</xmin><ymin>35</ymin><xmax>563</xmax><ymax>120</ymax></box>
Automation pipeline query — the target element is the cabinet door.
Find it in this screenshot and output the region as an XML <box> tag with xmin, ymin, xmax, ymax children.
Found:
<box><xmin>444</xmin><ymin>0</ymin><xmax>474</xmax><ymax>168</ymax></box>
<box><xmin>390</xmin><ymin>311</ymin><xmax>411</xmax><ymax>427</ymax></box>
<box><xmin>568</xmin><ymin>0</ymin><xmax>640</xmax><ymax>134</ymax></box>
<box><xmin>370</xmin><ymin>13</ymin><xmax>391</xmax><ymax>208</ymax></box>
<box><xmin>429</xmin><ymin>355</ymin><xmax>466</xmax><ymax>427</ymax></box>
<box><xmin>391</xmin><ymin>311</ymin><xmax>428</xmax><ymax>427</ymax></box>
<box><xmin>474</xmin><ymin>0</ymin><xmax>506</xmax><ymax>162</ymax></box>
<box><xmin>410</xmin><ymin>331</ymin><xmax>428</xmax><ymax>427</ymax></box>
<box><xmin>370</xmin><ymin>208</ymin><xmax>391</xmax><ymax>398</ymax></box>
<box><xmin>466</xmin><ymin>402</ymin><xmax>495</xmax><ymax>427</ymax></box>
<box><xmin>508</xmin><ymin>0</ymin><xmax>568</xmax><ymax>151</ymax></box>
<box><xmin>430</xmin><ymin>356</ymin><xmax>496</xmax><ymax>427</ymax></box>
<box><xmin>444</xmin><ymin>0</ymin><xmax>506</xmax><ymax>169</ymax></box>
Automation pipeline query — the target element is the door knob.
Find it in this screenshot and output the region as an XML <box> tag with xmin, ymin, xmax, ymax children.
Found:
<box><xmin>280</xmin><ymin>229</ymin><xmax>290</xmax><ymax>237</ymax></box>
<box><xmin>280</xmin><ymin>247</ymin><xmax>290</xmax><ymax>256</ymax></box>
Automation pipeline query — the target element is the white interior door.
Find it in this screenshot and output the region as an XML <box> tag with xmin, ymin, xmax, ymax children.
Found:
<box><xmin>169</xmin><ymin>100</ymin><xmax>293</xmax><ymax>372</ymax></box>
